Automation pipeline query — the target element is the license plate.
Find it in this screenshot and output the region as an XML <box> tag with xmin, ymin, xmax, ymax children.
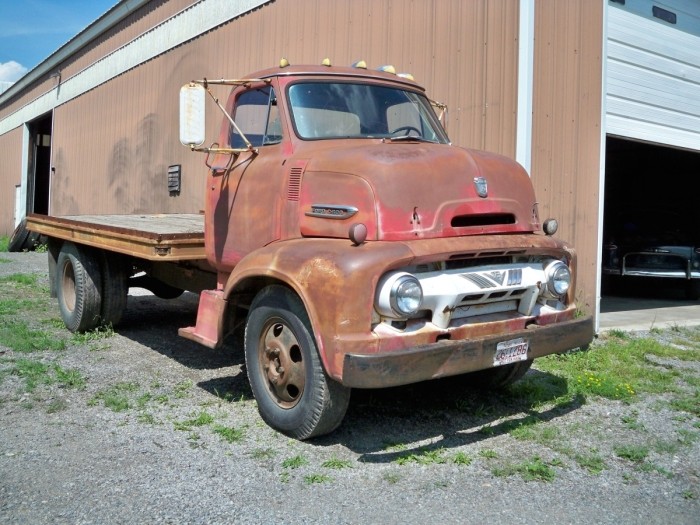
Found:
<box><xmin>494</xmin><ymin>338</ymin><xmax>529</xmax><ymax>366</ymax></box>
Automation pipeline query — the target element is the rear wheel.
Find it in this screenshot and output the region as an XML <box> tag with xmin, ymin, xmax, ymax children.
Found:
<box><xmin>100</xmin><ymin>252</ymin><xmax>129</xmax><ymax>327</ymax></box>
<box><xmin>244</xmin><ymin>285</ymin><xmax>350</xmax><ymax>439</ymax></box>
<box><xmin>466</xmin><ymin>359</ymin><xmax>534</xmax><ymax>389</ymax></box>
<box><xmin>56</xmin><ymin>242</ymin><xmax>102</xmax><ymax>332</ymax></box>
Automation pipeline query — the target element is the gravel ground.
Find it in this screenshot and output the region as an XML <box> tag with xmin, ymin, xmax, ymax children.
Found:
<box><xmin>1</xmin><ymin>252</ymin><xmax>699</xmax><ymax>524</ymax></box>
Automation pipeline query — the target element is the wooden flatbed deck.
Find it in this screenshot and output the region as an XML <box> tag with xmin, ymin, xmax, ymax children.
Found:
<box><xmin>26</xmin><ymin>213</ymin><xmax>206</xmax><ymax>261</ymax></box>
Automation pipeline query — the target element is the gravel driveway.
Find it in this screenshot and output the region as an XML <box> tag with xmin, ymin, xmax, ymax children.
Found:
<box><xmin>1</xmin><ymin>252</ymin><xmax>698</xmax><ymax>524</ymax></box>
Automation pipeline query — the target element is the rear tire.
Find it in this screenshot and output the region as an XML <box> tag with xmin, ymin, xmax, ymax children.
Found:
<box><xmin>100</xmin><ymin>252</ymin><xmax>129</xmax><ymax>327</ymax></box>
<box><xmin>686</xmin><ymin>280</ymin><xmax>700</xmax><ymax>301</ymax></box>
<box><xmin>466</xmin><ymin>359</ymin><xmax>534</xmax><ymax>389</ymax></box>
<box><xmin>244</xmin><ymin>285</ymin><xmax>350</xmax><ymax>439</ymax></box>
<box><xmin>56</xmin><ymin>242</ymin><xmax>103</xmax><ymax>332</ymax></box>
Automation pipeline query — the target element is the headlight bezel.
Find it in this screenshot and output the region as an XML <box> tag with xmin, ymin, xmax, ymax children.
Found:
<box><xmin>375</xmin><ymin>272</ymin><xmax>424</xmax><ymax>319</ymax></box>
<box><xmin>543</xmin><ymin>260</ymin><xmax>571</xmax><ymax>298</ymax></box>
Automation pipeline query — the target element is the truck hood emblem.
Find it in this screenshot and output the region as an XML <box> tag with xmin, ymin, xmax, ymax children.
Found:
<box><xmin>474</xmin><ymin>177</ymin><xmax>488</xmax><ymax>198</ymax></box>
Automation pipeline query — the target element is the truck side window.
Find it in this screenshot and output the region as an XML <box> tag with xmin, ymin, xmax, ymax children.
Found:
<box><xmin>230</xmin><ymin>86</ymin><xmax>281</xmax><ymax>148</ymax></box>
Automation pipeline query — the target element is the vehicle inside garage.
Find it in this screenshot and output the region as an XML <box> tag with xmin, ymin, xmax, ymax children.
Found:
<box><xmin>602</xmin><ymin>136</ymin><xmax>700</xmax><ymax>301</ymax></box>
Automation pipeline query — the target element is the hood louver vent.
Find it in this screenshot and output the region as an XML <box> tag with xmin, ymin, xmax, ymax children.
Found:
<box><xmin>288</xmin><ymin>167</ymin><xmax>302</xmax><ymax>201</ymax></box>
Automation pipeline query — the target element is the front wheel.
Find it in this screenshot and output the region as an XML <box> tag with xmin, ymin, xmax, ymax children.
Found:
<box><xmin>244</xmin><ymin>285</ymin><xmax>350</xmax><ymax>440</ymax></box>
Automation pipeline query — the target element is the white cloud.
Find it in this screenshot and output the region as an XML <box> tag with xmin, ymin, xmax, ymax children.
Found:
<box><xmin>0</xmin><ymin>61</ymin><xmax>28</xmax><ymax>82</ymax></box>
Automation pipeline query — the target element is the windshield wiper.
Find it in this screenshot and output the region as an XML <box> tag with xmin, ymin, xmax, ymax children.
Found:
<box><xmin>387</xmin><ymin>135</ymin><xmax>435</xmax><ymax>143</ymax></box>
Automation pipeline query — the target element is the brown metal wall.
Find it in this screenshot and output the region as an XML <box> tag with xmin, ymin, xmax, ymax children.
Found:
<box><xmin>530</xmin><ymin>0</ymin><xmax>604</xmax><ymax>312</ymax></box>
<box><xmin>49</xmin><ymin>0</ymin><xmax>520</xmax><ymax>218</ymax></box>
<box><xmin>0</xmin><ymin>128</ymin><xmax>23</xmax><ymax>235</ymax></box>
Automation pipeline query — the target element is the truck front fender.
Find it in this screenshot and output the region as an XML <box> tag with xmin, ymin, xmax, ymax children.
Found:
<box><xmin>223</xmin><ymin>238</ymin><xmax>415</xmax><ymax>379</ymax></box>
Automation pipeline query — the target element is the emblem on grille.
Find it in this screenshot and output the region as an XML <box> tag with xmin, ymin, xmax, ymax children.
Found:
<box><xmin>474</xmin><ymin>177</ymin><xmax>488</xmax><ymax>198</ymax></box>
<box><xmin>486</xmin><ymin>271</ymin><xmax>505</xmax><ymax>285</ymax></box>
<box><xmin>461</xmin><ymin>269</ymin><xmax>523</xmax><ymax>288</ymax></box>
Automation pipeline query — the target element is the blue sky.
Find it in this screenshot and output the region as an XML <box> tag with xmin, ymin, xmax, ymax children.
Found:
<box><xmin>0</xmin><ymin>0</ymin><xmax>116</xmax><ymax>83</ymax></box>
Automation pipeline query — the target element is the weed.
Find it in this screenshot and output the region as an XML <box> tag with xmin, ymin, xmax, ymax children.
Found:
<box><xmin>383</xmin><ymin>472</ymin><xmax>401</xmax><ymax>484</ymax></box>
<box><xmin>72</xmin><ymin>325</ymin><xmax>115</xmax><ymax>345</ymax></box>
<box><xmin>607</xmin><ymin>329</ymin><xmax>629</xmax><ymax>339</ymax></box>
<box><xmin>621</xmin><ymin>411</ymin><xmax>644</xmax><ymax>431</ymax></box>
<box><xmin>394</xmin><ymin>448</ymin><xmax>446</xmax><ymax>466</ymax></box>
<box><xmin>669</xmin><ymin>392</ymin><xmax>700</xmax><ymax>417</ymax></box>
<box><xmin>53</xmin><ymin>366</ymin><xmax>86</xmax><ymax>389</ymax></box>
<box><xmin>493</xmin><ymin>456</ymin><xmax>556</xmax><ymax>482</ymax></box>
<box><xmin>637</xmin><ymin>462</ymin><xmax>673</xmax><ymax>478</ymax></box>
<box><xmin>0</xmin><ymin>257</ymin><xmax>10</xmax><ymax>264</ymax></box>
<box><xmin>653</xmin><ymin>439</ymin><xmax>680</xmax><ymax>455</ymax></box>
<box><xmin>452</xmin><ymin>452</ymin><xmax>473</xmax><ymax>466</ymax></box>
<box><xmin>279</xmin><ymin>471</ymin><xmax>290</xmax><ymax>483</ymax></box>
<box><xmin>175</xmin><ymin>411</ymin><xmax>214</xmax><ymax>431</ymax></box>
<box><xmin>137</xmin><ymin>413</ymin><xmax>157</xmax><ymax>424</ymax></box>
<box><xmin>282</xmin><ymin>455</ymin><xmax>308</xmax><ymax>469</ymax></box>
<box><xmin>90</xmin><ymin>382</ymin><xmax>139</xmax><ymax>412</ymax></box>
<box><xmin>322</xmin><ymin>457</ymin><xmax>352</xmax><ymax>470</ymax></box>
<box><xmin>614</xmin><ymin>444</ymin><xmax>649</xmax><ymax>463</ymax></box>
<box><xmin>212</xmin><ymin>424</ymin><xmax>245</xmax><ymax>444</ymax></box>
<box><xmin>479</xmin><ymin>449</ymin><xmax>498</xmax><ymax>459</ymax></box>
<box><xmin>682</xmin><ymin>490</ymin><xmax>696</xmax><ymax>500</ymax></box>
<box><xmin>677</xmin><ymin>429</ymin><xmax>699</xmax><ymax>446</ymax></box>
<box><xmin>174</xmin><ymin>380</ymin><xmax>194</xmax><ymax>398</ymax></box>
<box><xmin>575</xmin><ymin>452</ymin><xmax>607</xmax><ymax>474</ymax></box>
<box><xmin>46</xmin><ymin>398</ymin><xmax>69</xmax><ymax>414</ymax></box>
<box><xmin>304</xmin><ymin>474</ymin><xmax>332</xmax><ymax>484</ymax></box>
<box><xmin>0</xmin><ymin>236</ymin><xmax>8</xmax><ymax>252</ymax></box>
<box><xmin>250</xmin><ymin>448</ymin><xmax>276</xmax><ymax>460</ymax></box>
<box><xmin>509</xmin><ymin>418</ymin><xmax>560</xmax><ymax>445</ymax></box>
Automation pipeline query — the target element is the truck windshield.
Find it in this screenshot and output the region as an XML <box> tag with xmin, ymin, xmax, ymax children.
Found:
<box><xmin>287</xmin><ymin>82</ymin><xmax>449</xmax><ymax>143</ymax></box>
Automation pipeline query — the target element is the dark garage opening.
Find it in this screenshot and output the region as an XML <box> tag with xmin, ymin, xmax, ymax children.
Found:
<box><xmin>601</xmin><ymin>136</ymin><xmax>700</xmax><ymax>302</ymax></box>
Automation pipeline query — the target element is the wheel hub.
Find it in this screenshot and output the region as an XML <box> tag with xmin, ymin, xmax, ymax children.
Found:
<box><xmin>259</xmin><ymin>320</ymin><xmax>305</xmax><ymax>408</ymax></box>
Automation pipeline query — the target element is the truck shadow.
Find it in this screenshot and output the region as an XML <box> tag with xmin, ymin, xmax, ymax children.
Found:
<box><xmin>116</xmin><ymin>293</ymin><xmax>582</xmax><ymax>451</ymax></box>
<box><xmin>316</xmin><ymin>371</ymin><xmax>584</xmax><ymax>458</ymax></box>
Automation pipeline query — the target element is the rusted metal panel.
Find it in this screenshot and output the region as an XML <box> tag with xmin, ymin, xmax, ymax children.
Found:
<box><xmin>530</xmin><ymin>0</ymin><xmax>604</xmax><ymax>314</ymax></box>
<box><xmin>25</xmin><ymin>213</ymin><xmax>205</xmax><ymax>261</ymax></box>
<box><xmin>0</xmin><ymin>128</ymin><xmax>23</xmax><ymax>234</ymax></box>
<box><xmin>342</xmin><ymin>316</ymin><xmax>594</xmax><ymax>388</ymax></box>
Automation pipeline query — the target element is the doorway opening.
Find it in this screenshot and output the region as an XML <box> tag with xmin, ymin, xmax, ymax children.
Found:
<box><xmin>27</xmin><ymin>112</ymin><xmax>53</xmax><ymax>215</ymax></box>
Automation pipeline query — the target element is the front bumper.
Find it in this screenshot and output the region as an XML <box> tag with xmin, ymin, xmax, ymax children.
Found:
<box><xmin>341</xmin><ymin>315</ymin><xmax>593</xmax><ymax>388</ymax></box>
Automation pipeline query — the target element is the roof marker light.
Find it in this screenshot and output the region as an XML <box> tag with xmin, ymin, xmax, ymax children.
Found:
<box><xmin>397</xmin><ymin>73</ymin><xmax>415</xmax><ymax>81</ymax></box>
<box><xmin>321</xmin><ymin>58</ymin><xmax>331</xmax><ymax>66</ymax></box>
<box><xmin>279</xmin><ymin>58</ymin><xmax>290</xmax><ymax>68</ymax></box>
<box><xmin>378</xmin><ymin>65</ymin><xmax>396</xmax><ymax>74</ymax></box>
<box><xmin>352</xmin><ymin>60</ymin><xmax>367</xmax><ymax>69</ymax></box>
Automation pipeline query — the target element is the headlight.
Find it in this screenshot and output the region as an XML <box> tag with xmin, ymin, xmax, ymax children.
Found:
<box><xmin>543</xmin><ymin>260</ymin><xmax>571</xmax><ymax>298</ymax></box>
<box><xmin>391</xmin><ymin>276</ymin><xmax>423</xmax><ymax>316</ymax></box>
<box><xmin>375</xmin><ymin>272</ymin><xmax>423</xmax><ymax>318</ymax></box>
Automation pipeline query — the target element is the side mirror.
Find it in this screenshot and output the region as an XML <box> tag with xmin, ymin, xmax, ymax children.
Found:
<box><xmin>179</xmin><ymin>83</ymin><xmax>206</xmax><ymax>147</ymax></box>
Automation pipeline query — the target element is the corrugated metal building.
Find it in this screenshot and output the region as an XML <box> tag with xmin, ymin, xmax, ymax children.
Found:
<box><xmin>1</xmin><ymin>0</ymin><xmax>698</xmax><ymax>326</ymax></box>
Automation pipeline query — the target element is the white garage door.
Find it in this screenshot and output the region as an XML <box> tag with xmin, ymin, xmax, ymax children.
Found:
<box><xmin>606</xmin><ymin>0</ymin><xmax>700</xmax><ymax>150</ymax></box>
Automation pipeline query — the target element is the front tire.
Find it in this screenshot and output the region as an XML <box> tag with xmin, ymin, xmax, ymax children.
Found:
<box><xmin>244</xmin><ymin>285</ymin><xmax>350</xmax><ymax>440</ymax></box>
<box><xmin>56</xmin><ymin>242</ymin><xmax>103</xmax><ymax>332</ymax></box>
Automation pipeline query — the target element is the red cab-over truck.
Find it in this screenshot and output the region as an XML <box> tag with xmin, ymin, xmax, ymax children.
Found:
<box><xmin>27</xmin><ymin>61</ymin><xmax>594</xmax><ymax>439</ymax></box>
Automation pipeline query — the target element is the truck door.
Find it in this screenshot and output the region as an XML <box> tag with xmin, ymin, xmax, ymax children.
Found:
<box><xmin>206</xmin><ymin>82</ymin><xmax>285</xmax><ymax>270</ymax></box>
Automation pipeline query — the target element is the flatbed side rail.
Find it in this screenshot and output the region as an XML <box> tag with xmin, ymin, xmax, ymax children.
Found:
<box><xmin>26</xmin><ymin>213</ymin><xmax>206</xmax><ymax>261</ymax></box>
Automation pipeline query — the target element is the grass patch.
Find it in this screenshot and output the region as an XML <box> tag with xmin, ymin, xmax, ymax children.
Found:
<box><xmin>322</xmin><ymin>457</ymin><xmax>352</xmax><ymax>470</ymax></box>
<box><xmin>0</xmin><ymin>236</ymin><xmax>9</xmax><ymax>252</ymax></box>
<box><xmin>394</xmin><ymin>448</ymin><xmax>446</xmax><ymax>466</ymax></box>
<box><xmin>535</xmin><ymin>331</ymin><xmax>700</xmax><ymax>403</ymax></box>
<box><xmin>574</xmin><ymin>451</ymin><xmax>607</xmax><ymax>474</ymax></box>
<box><xmin>0</xmin><ymin>319</ymin><xmax>66</xmax><ymax>352</ymax></box>
<box><xmin>282</xmin><ymin>455</ymin><xmax>308</xmax><ymax>469</ymax></box>
<box><xmin>89</xmin><ymin>381</ymin><xmax>140</xmax><ymax>412</ymax></box>
<box><xmin>174</xmin><ymin>411</ymin><xmax>215</xmax><ymax>431</ymax></box>
<box><xmin>304</xmin><ymin>474</ymin><xmax>332</xmax><ymax>485</ymax></box>
<box><xmin>72</xmin><ymin>325</ymin><xmax>115</xmax><ymax>345</ymax></box>
<box><xmin>1</xmin><ymin>273</ymin><xmax>37</xmax><ymax>286</ymax></box>
<box><xmin>493</xmin><ymin>456</ymin><xmax>557</xmax><ymax>482</ymax></box>
<box><xmin>6</xmin><ymin>358</ymin><xmax>85</xmax><ymax>393</ymax></box>
<box><xmin>452</xmin><ymin>452</ymin><xmax>473</xmax><ymax>466</ymax></box>
<box><xmin>614</xmin><ymin>444</ymin><xmax>649</xmax><ymax>463</ymax></box>
<box><xmin>212</xmin><ymin>424</ymin><xmax>245</xmax><ymax>443</ymax></box>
